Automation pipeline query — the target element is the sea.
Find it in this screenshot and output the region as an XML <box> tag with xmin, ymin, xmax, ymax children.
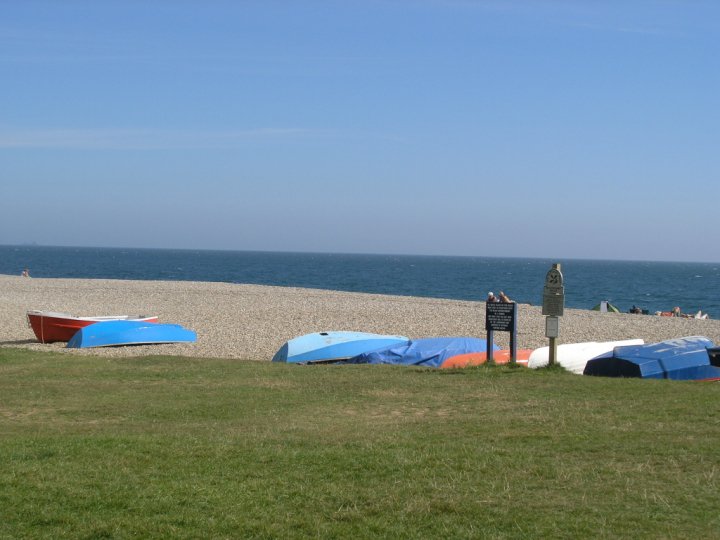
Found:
<box><xmin>2</xmin><ymin>245</ymin><xmax>719</xmax><ymax>318</ymax></box>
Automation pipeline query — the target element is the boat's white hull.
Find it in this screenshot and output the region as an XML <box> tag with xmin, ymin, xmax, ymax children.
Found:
<box><xmin>528</xmin><ymin>339</ymin><xmax>645</xmax><ymax>374</ymax></box>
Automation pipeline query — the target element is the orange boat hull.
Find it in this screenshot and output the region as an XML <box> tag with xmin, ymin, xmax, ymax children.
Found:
<box><xmin>440</xmin><ymin>349</ymin><xmax>533</xmax><ymax>369</ymax></box>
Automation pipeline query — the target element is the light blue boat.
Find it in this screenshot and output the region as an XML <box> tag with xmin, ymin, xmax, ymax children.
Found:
<box><xmin>67</xmin><ymin>320</ymin><xmax>197</xmax><ymax>348</ymax></box>
<box><xmin>272</xmin><ymin>331</ymin><xmax>409</xmax><ymax>364</ymax></box>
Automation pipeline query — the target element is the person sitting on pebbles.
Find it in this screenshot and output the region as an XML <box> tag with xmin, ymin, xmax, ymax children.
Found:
<box><xmin>499</xmin><ymin>291</ymin><xmax>512</xmax><ymax>303</ymax></box>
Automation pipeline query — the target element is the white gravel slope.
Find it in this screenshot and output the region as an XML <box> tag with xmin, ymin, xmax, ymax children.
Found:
<box><xmin>2</xmin><ymin>275</ymin><xmax>719</xmax><ymax>360</ymax></box>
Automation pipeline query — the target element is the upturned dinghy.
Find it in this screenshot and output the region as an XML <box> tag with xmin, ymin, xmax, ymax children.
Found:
<box><xmin>583</xmin><ymin>336</ymin><xmax>720</xmax><ymax>381</ymax></box>
<box><xmin>66</xmin><ymin>320</ymin><xmax>196</xmax><ymax>348</ymax></box>
<box><xmin>440</xmin><ymin>348</ymin><xmax>533</xmax><ymax>368</ymax></box>
<box><xmin>528</xmin><ymin>339</ymin><xmax>645</xmax><ymax>374</ymax></box>
<box><xmin>27</xmin><ymin>310</ymin><xmax>159</xmax><ymax>343</ymax></box>
<box><xmin>272</xmin><ymin>331</ymin><xmax>409</xmax><ymax>364</ymax></box>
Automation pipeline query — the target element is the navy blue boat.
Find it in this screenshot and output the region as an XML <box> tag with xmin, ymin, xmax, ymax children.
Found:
<box><xmin>583</xmin><ymin>336</ymin><xmax>720</xmax><ymax>381</ymax></box>
<box><xmin>67</xmin><ymin>320</ymin><xmax>197</xmax><ymax>348</ymax></box>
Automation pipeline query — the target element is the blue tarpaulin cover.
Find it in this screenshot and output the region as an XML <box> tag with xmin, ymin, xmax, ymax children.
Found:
<box><xmin>347</xmin><ymin>337</ymin><xmax>499</xmax><ymax>368</ymax></box>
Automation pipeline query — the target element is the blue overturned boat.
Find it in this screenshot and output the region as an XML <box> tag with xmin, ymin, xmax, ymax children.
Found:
<box><xmin>67</xmin><ymin>320</ymin><xmax>197</xmax><ymax>348</ymax></box>
<box><xmin>272</xmin><ymin>331</ymin><xmax>409</xmax><ymax>364</ymax></box>
<box><xmin>583</xmin><ymin>336</ymin><xmax>720</xmax><ymax>381</ymax></box>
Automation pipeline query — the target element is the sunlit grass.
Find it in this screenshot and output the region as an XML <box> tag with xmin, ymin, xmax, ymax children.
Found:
<box><xmin>1</xmin><ymin>348</ymin><xmax>719</xmax><ymax>538</ymax></box>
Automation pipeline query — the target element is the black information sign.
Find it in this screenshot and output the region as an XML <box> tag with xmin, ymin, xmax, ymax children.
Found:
<box><xmin>486</xmin><ymin>302</ymin><xmax>516</xmax><ymax>332</ymax></box>
<box><xmin>485</xmin><ymin>302</ymin><xmax>518</xmax><ymax>364</ymax></box>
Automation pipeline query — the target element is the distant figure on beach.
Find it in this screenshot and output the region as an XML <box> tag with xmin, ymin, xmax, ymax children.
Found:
<box><xmin>499</xmin><ymin>291</ymin><xmax>512</xmax><ymax>303</ymax></box>
<box><xmin>672</xmin><ymin>306</ymin><xmax>681</xmax><ymax>317</ymax></box>
<box><xmin>487</xmin><ymin>292</ymin><xmax>499</xmax><ymax>303</ymax></box>
<box><xmin>21</xmin><ymin>268</ymin><xmax>30</xmax><ymax>277</ymax></box>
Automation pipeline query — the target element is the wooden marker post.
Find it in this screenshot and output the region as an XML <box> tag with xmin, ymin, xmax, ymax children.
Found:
<box><xmin>542</xmin><ymin>263</ymin><xmax>565</xmax><ymax>366</ymax></box>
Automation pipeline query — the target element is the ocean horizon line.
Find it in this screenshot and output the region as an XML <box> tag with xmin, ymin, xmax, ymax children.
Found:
<box><xmin>4</xmin><ymin>243</ymin><xmax>719</xmax><ymax>266</ymax></box>
<box><xmin>2</xmin><ymin>245</ymin><xmax>719</xmax><ymax>316</ymax></box>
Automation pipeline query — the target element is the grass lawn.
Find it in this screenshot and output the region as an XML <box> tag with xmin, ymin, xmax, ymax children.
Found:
<box><xmin>1</xmin><ymin>347</ymin><xmax>719</xmax><ymax>538</ymax></box>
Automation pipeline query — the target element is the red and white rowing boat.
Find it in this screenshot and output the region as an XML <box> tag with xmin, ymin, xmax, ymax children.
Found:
<box><xmin>27</xmin><ymin>310</ymin><xmax>160</xmax><ymax>343</ymax></box>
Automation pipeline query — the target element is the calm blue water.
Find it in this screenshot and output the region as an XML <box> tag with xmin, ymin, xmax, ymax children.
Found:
<box><xmin>2</xmin><ymin>245</ymin><xmax>719</xmax><ymax>317</ymax></box>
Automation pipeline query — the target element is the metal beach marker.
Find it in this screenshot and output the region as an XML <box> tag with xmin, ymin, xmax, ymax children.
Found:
<box><xmin>542</xmin><ymin>263</ymin><xmax>565</xmax><ymax>366</ymax></box>
<box><xmin>485</xmin><ymin>301</ymin><xmax>518</xmax><ymax>365</ymax></box>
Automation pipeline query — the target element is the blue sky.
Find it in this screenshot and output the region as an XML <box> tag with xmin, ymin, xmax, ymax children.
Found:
<box><xmin>1</xmin><ymin>1</ymin><xmax>718</xmax><ymax>262</ymax></box>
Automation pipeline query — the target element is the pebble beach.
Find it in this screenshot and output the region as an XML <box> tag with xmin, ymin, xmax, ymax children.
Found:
<box><xmin>2</xmin><ymin>274</ymin><xmax>719</xmax><ymax>361</ymax></box>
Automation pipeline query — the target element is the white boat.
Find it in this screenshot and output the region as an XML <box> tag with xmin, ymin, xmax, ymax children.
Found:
<box><xmin>528</xmin><ymin>339</ymin><xmax>645</xmax><ymax>374</ymax></box>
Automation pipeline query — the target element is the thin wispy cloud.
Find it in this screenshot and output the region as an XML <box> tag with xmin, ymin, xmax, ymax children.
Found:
<box><xmin>0</xmin><ymin>128</ymin><xmax>314</xmax><ymax>149</ymax></box>
<box><xmin>0</xmin><ymin>127</ymin><xmax>404</xmax><ymax>149</ymax></box>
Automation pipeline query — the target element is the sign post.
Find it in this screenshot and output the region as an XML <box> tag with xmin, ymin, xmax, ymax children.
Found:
<box><xmin>542</xmin><ymin>263</ymin><xmax>565</xmax><ymax>366</ymax></box>
<box><xmin>485</xmin><ymin>302</ymin><xmax>518</xmax><ymax>365</ymax></box>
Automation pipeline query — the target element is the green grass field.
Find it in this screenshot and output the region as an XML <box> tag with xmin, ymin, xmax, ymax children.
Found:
<box><xmin>1</xmin><ymin>347</ymin><xmax>719</xmax><ymax>539</ymax></box>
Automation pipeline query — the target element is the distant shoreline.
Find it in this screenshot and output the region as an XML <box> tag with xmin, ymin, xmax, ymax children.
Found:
<box><xmin>3</xmin><ymin>243</ymin><xmax>719</xmax><ymax>265</ymax></box>
<box><xmin>2</xmin><ymin>247</ymin><xmax>719</xmax><ymax>317</ymax></box>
